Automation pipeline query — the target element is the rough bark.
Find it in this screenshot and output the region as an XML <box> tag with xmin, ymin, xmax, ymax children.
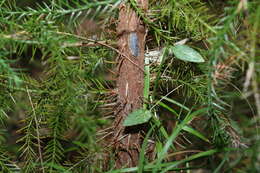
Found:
<box><xmin>112</xmin><ymin>0</ymin><xmax>148</xmax><ymax>168</ymax></box>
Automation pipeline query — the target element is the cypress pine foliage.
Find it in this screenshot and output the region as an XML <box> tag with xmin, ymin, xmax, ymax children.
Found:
<box><xmin>0</xmin><ymin>0</ymin><xmax>259</xmax><ymax>172</ymax></box>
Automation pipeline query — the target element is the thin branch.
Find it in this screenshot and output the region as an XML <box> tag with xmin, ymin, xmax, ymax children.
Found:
<box><xmin>57</xmin><ymin>31</ymin><xmax>144</xmax><ymax>72</ymax></box>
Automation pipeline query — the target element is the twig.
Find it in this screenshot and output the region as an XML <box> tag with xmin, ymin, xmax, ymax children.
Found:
<box><xmin>57</xmin><ymin>31</ymin><xmax>144</xmax><ymax>72</ymax></box>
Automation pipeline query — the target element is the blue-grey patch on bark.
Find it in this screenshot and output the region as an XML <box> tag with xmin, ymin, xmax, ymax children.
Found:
<box><xmin>128</xmin><ymin>32</ymin><xmax>139</xmax><ymax>57</ymax></box>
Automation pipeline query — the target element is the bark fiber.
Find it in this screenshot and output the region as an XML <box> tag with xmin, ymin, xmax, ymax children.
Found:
<box><xmin>113</xmin><ymin>0</ymin><xmax>148</xmax><ymax>168</ymax></box>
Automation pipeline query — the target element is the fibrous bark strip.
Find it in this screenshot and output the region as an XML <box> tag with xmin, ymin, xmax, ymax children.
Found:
<box><xmin>113</xmin><ymin>0</ymin><xmax>148</xmax><ymax>168</ymax></box>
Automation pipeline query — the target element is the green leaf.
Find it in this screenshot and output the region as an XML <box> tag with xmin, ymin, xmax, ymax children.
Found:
<box><xmin>153</xmin><ymin>108</ymin><xmax>208</xmax><ymax>172</ymax></box>
<box><xmin>170</xmin><ymin>45</ymin><xmax>205</xmax><ymax>63</ymax></box>
<box><xmin>123</xmin><ymin>109</ymin><xmax>152</xmax><ymax>127</ymax></box>
<box><xmin>163</xmin><ymin>97</ymin><xmax>190</xmax><ymax>112</ymax></box>
<box><xmin>182</xmin><ymin>125</ymin><xmax>210</xmax><ymax>143</ymax></box>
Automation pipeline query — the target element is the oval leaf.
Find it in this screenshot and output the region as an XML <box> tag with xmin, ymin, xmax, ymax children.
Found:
<box><xmin>123</xmin><ymin>109</ymin><xmax>152</xmax><ymax>127</ymax></box>
<box><xmin>170</xmin><ymin>45</ymin><xmax>205</xmax><ymax>63</ymax></box>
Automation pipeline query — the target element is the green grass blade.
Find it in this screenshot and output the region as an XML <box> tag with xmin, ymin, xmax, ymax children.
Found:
<box><xmin>138</xmin><ymin>125</ymin><xmax>154</xmax><ymax>173</ymax></box>
<box><xmin>105</xmin><ymin>149</ymin><xmax>219</xmax><ymax>173</ymax></box>
<box><xmin>160</xmin><ymin>149</ymin><xmax>219</xmax><ymax>173</ymax></box>
<box><xmin>153</xmin><ymin>108</ymin><xmax>207</xmax><ymax>172</ymax></box>
<box><xmin>182</xmin><ymin>125</ymin><xmax>210</xmax><ymax>143</ymax></box>
<box><xmin>143</xmin><ymin>57</ymin><xmax>150</xmax><ymax>109</ymax></box>
<box><xmin>163</xmin><ymin>97</ymin><xmax>190</xmax><ymax>111</ymax></box>
<box><xmin>158</xmin><ymin>101</ymin><xmax>179</xmax><ymax>118</ymax></box>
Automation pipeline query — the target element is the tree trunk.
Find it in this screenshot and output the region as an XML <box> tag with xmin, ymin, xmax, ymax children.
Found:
<box><xmin>112</xmin><ymin>0</ymin><xmax>148</xmax><ymax>168</ymax></box>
